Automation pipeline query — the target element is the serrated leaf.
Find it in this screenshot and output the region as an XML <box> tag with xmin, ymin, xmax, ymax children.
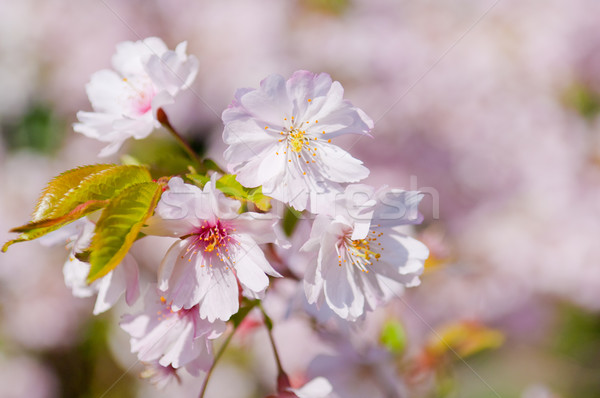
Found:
<box><xmin>48</xmin><ymin>165</ymin><xmax>152</xmax><ymax>219</ymax></box>
<box><xmin>33</xmin><ymin>164</ymin><xmax>114</xmax><ymax>221</ymax></box>
<box><xmin>1</xmin><ymin>199</ymin><xmax>111</xmax><ymax>252</ymax></box>
<box><xmin>86</xmin><ymin>181</ymin><xmax>163</xmax><ymax>283</ymax></box>
<box><xmin>216</xmin><ymin>174</ymin><xmax>271</xmax><ymax>211</ymax></box>
<box><xmin>3</xmin><ymin>165</ymin><xmax>153</xmax><ymax>252</ymax></box>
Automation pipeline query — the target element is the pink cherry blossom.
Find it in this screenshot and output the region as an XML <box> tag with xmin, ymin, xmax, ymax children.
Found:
<box><xmin>146</xmin><ymin>176</ymin><xmax>286</xmax><ymax>321</ymax></box>
<box><xmin>120</xmin><ymin>287</ymin><xmax>226</xmax><ymax>375</ymax></box>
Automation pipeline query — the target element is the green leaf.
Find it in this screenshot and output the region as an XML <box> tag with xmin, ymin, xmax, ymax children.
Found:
<box><xmin>184</xmin><ymin>173</ymin><xmax>272</xmax><ymax>211</ymax></box>
<box><xmin>3</xmin><ymin>164</ymin><xmax>153</xmax><ymax>252</ymax></box>
<box><xmin>33</xmin><ymin>164</ymin><xmax>114</xmax><ymax>221</ymax></box>
<box><xmin>201</xmin><ymin>158</ymin><xmax>225</xmax><ymax>174</ymax></box>
<box><xmin>48</xmin><ymin>165</ymin><xmax>152</xmax><ymax>219</ymax></box>
<box><xmin>216</xmin><ymin>174</ymin><xmax>271</xmax><ymax>211</ymax></box>
<box><xmin>2</xmin><ymin>199</ymin><xmax>111</xmax><ymax>252</ymax></box>
<box><xmin>1</xmin><ymin>104</ymin><xmax>66</xmax><ymax>154</ymax></box>
<box><xmin>247</xmin><ymin>187</ymin><xmax>271</xmax><ymax>212</ymax></box>
<box><xmin>380</xmin><ymin>319</ymin><xmax>407</xmax><ymax>355</ymax></box>
<box><xmin>86</xmin><ymin>181</ymin><xmax>163</xmax><ymax>283</ymax></box>
<box><xmin>185</xmin><ymin>173</ymin><xmax>210</xmax><ymax>188</ymax></box>
<box><xmin>564</xmin><ymin>83</ymin><xmax>600</xmax><ymax>119</ymax></box>
<box><xmin>230</xmin><ymin>299</ymin><xmax>259</xmax><ymax>329</ymax></box>
<box><xmin>282</xmin><ymin>206</ymin><xmax>302</xmax><ymax>237</ymax></box>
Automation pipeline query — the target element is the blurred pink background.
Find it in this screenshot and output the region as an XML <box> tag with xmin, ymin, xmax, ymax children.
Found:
<box><xmin>1</xmin><ymin>1</ymin><xmax>600</xmax><ymax>397</ymax></box>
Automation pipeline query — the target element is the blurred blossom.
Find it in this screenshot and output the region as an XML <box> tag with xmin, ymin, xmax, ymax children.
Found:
<box><xmin>0</xmin><ymin>154</ymin><xmax>91</xmax><ymax>349</ymax></box>
<box><xmin>2</xmin><ymin>0</ymin><xmax>600</xmax><ymax>397</ymax></box>
<box><xmin>522</xmin><ymin>384</ymin><xmax>562</xmax><ymax>398</ymax></box>
<box><xmin>0</xmin><ymin>355</ymin><xmax>58</xmax><ymax>398</ymax></box>
<box><xmin>308</xmin><ymin>345</ymin><xmax>407</xmax><ymax>398</ymax></box>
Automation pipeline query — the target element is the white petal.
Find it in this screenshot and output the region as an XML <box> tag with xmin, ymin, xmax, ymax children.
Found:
<box><xmin>285</xmin><ymin>71</ymin><xmax>333</xmax><ymax>121</ymax></box>
<box><xmin>373</xmin><ymin>189</ymin><xmax>425</xmax><ymax>226</ymax></box>
<box><xmin>239</xmin><ymin>74</ymin><xmax>292</xmax><ymax>126</ymax></box>
<box><xmin>198</xmin><ymin>266</ymin><xmax>239</xmax><ymax>322</ymax></box>
<box><xmin>63</xmin><ymin>258</ymin><xmax>96</xmax><ymax>298</ymax></box>
<box><xmin>233</xmin><ymin>242</ymin><xmax>271</xmax><ymax>292</ymax></box>
<box><xmin>232</xmin><ymin>213</ymin><xmax>283</xmax><ymax>245</ymax></box>
<box><xmin>315</xmin><ymin>143</ymin><xmax>369</xmax><ymax>183</ymax></box>
<box><xmin>112</xmin><ymin>37</ymin><xmax>167</xmax><ymax>77</ymax></box>
<box><xmin>158</xmin><ymin>240</ymin><xmax>211</xmax><ymax>310</ymax></box>
<box><xmin>289</xmin><ymin>377</ymin><xmax>333</xmax><ymax>398</ymax></box>
<box><xmin>154</xmin><ymin>177</ymin><xmax>204</xmax><ymax>225</ymax></box>
<box><xmin>232</xmin><ymin>142</ymin><xmax>287</xmax><ymax>189</ymax></box>
<box><xmin>122</xmin><ymin>255</ymin><xmax>141</xmax><ymax>306</ymax></box>
<box><xmin>85</xmin><ymin>69</ymin><xmax>128</xmax><ymax>114</ymax></box>
<box><xmin>322</xmin><ymin>261</ymin><xmax>364</xmax><ymax>320</ymax></box>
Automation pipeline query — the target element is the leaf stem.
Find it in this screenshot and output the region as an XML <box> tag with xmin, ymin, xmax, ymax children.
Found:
<box><xmin>259</xmin><ymin>304</ymin><xmax>288</xmax><ymax>383</ymax></box>
<box><xmin>198</xmin><ymin>327</ymin><xmax>235</xmax><ymax>398</ymax></box>
<box><xmin>157</xmin><ymin>108</ymin><xmax>203</xmax><ymax>167</ymax></box>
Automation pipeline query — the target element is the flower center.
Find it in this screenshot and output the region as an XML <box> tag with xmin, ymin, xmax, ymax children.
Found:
<box><xmin>180</xmin><ymin>219</ymin><xmax>237</xmax><ymax>266</ymax></box>
<box><xmin>156</xmin><ymin>296</ymin><xmax>198</xmax><ymax>322</ymax></box>
<box><xmin>192</xmin><ymin>219</ymin><xmax>232</xmax><ymax>253</ymax></box>
<box><xmin>288</xmin><ymin>128</ymin><xmax>308</xmax><ymax>153</ymax></box>
<box><xmin>340</xmin><ymin>230</ymin><xmax>384</xmax><ymax>273</ymax></box>
<box><xmin>122</xmin><ymin>76</ymin><xmax>156</xmax><ymax>116</ymax></box>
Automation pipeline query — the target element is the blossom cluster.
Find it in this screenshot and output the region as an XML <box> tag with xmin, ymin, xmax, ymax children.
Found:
<box><xmin>4</xmin><ymin>37</ymin><xmax>429</xmax><ymax>396</ymax></box>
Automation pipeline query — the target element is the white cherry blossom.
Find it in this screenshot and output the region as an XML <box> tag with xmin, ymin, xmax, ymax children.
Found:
<box><xmin>222</xmin><ymin>70</ymin><xmax>373</xmax><ymax>212</ymax></box>
<box><xmin>74</xmin><ymin>37</ymin><xmax>198</xmax><ymax>156</ymax></box>
<box><xmin>302</xmin><ymin>185</ymin><xmax>428</xmax><ymax>320</ymax></box>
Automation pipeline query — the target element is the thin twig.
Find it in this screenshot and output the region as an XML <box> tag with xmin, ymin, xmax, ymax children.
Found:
<box><xmin>259</xmin><ymin>303</ymin><xmax>289</xmax><ymax>387</ymax></box>
<box><xmin>157</xmin><ymin>107</ymin><xmax>203</xmax><ymax>167</ymax></box>
<box><xmin>198</xmin><ymin>326</ymin><xmax>236</xmax><ymax>398</ymax></box>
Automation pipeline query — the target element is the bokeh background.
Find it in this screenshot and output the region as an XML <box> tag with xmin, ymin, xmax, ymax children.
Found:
<box><xmin>1</xmin><ymin>0</ymin><xmax>600</xmax><ymax>397</ymax></box>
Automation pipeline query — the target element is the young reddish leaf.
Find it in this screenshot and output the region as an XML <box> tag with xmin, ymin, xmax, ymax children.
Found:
<box><xmin>86</xmin><ymin>181</ymin><xmax>163</xmax><ymax>283</ymax></box>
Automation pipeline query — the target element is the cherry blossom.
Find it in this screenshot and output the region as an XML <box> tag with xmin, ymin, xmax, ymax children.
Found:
<box><xmin>145</xmin><ymin>176</ymin><xmax>285</xmax><ymax>322</ymax></box>
<box><xmin>74</xmin><ymin>37</ymin><xmax>198</xmax><ymax>156</ymax></box>
<box><xmin>120</xmin><ymin>288</ymin><xmax>226</xmax><ymax>375</ymax></box>
<box><xmin>52</xmin><ymin>218</ymin><xmax>140</xmax><ymax>315</ymax></box>
<box><xmin>302</xmin><ymin>185</ymin><xmax>428</xmax><ymax>320</ymax></box>
<box><xmin>222</xmin><ymin>70</ymin><xmax>373</xmax><ymax>212</ymax></box>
